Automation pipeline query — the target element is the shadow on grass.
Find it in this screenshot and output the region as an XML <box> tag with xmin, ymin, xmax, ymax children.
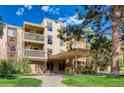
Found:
<box><xmin>67</xmin><ymin>73</ymin><xmax>124</xmax><ymax>79</ymax></box>
<box><xmin>105</xmin><ymin>74</ymin><xmax>124</xmax><ymax>79</ymax></box>
<box><xmin>0</xmin><ymin>75</ymin><xmax>17</xmax><ymax>79</ymax></box>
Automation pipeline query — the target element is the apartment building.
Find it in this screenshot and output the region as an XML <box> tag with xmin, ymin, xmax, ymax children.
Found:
<box><xmin>0</xmin><ymin>18</ymin><xmax>90</xmax><ymax>74</ymax></box>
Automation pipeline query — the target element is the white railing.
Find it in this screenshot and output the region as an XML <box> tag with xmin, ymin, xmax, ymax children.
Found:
<box><xmin>72</xmin><ymin>41</ymin><xmax>85</xmax><ymax>49</ymax></box>
<box><xmin>24</xmin><ymin>32</ymin><xmax>45</xmax><ymax>42</ymax></box>
<box><xmin>24</xmin><ymin>49</ymin><xmax>45</xmax><ymax>57</ymax></box>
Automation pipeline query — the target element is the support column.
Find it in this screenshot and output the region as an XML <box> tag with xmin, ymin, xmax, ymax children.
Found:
<box><xmin>44</xmin><ymin>61</ymin><xmax>47</xmax><ymax>73</ymax></box>
<box><xmin>65</xmin><ymin>59</ymin><xmax>69</xmax><ymax>75</ymax></box>
<box><xmin>75</xmin><ymin>53</ymin><xmax>78</xmax><ymax>75</ymax></box>
<box><xmin>75</xmin><ymin>55</ymin><xmax>78</xmax><ymax>76</ymax></box>
<box><xmin>97</xmin><ymin>66</ymin><xmax>100</xmax><ymax>72</ymax></box>
<box><xmin>75</xmin><ymin>61</ymin><xmax>77</xmax><ymax>75</ymax></box>
<box><xmin>107</xmin><ymin>65</ymin><xmax>111</xmax><ymax>73</ymax></box>
<box><xmin>72</xmin><ymin>59</ymin><xmax>75</xmax><ymax>75</ymax></box>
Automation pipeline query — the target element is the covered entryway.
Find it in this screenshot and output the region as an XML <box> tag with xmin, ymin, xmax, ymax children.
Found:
<box><xmin>48</xmin><ymin>49</ymin><xmax>96</xmax><ymax>75</ymax></box>
<box><xmin>47</xmin><ymin>61</ymin><xmax>65</xmax><ymax>73</ymax></box>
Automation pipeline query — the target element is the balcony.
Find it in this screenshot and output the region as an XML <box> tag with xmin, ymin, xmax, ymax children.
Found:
<box><xmin>24</xmin><ymin>49</ymin><xmax>45</xmax><ymax>58</ymax></box>
<box><xmin>24</xmin><ymin>32</ymin><xmax>45</xmax><ymax>42</ymax></box>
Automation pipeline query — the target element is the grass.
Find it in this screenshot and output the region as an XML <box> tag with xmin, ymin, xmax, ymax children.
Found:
<box><xmin>62</xmin><ymin>75</ymin><xmax>124</xmax><ymax>87</ymax></box>
<box><xmin>0</xmin><ymin>77</ymin><xmax>42</xmax><ymax>87</ymax></box>
<box><xmin>15</xmin><ymin>74</ymin><xmax>41</xmax><ymax>77</ymax></box>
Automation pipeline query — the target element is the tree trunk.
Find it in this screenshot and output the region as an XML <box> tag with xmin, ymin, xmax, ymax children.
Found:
<box><xmin>111</xmin><ymin>5</ymin><xmax>121</xmax><ymax>77</ymax></box>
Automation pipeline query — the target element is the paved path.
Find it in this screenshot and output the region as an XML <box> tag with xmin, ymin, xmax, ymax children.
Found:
<box><xmin>20</xmin><ymin>74</ymin><xmax>66</xmax><ymax>87</ymax></box>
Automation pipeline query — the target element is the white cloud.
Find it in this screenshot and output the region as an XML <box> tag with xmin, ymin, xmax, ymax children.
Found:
<box><xmin>49</xmin><ymin>7</ymin><xmax>60</xmax><ymax>15</ymax></box>
<box><xmin>58</xmin><ymin>17</ymin><xmax>67</xmax><ymax>21</ymax></box>
<box><xmin>16</xmin><ymin>8</ymin><xmax>24</xmax><ymax>15</ymax></box>
<box><xmin>24</xmin><ymin>5</ymin><xmax>32</xmax><ymax>10</ymax></box>
<box><xmin>16</xmin><ymin>5</ymin><xmax>33</xmax><ymax>16</ymax></box>
<box><xmin>41</xmin><ymin>6</ymin><xmax>60</xmax><ymax>15</ymax></box>
<box><xmin>58</xmin><ymin>13</ymin><xmax>84</xmax><ymax>25</ymax></box>
<box><xmin>41</xmin><ymin>5</ymin><xmax>49</xmax><ymax>12</ymax></box>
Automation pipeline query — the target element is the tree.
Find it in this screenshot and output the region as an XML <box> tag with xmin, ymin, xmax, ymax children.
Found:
<box><xmin>91</xmin><ymin>36</ymin><xmax>112</xmax><ymax>72</ymax></box>
<box><xmin>15</xmin><ymin>58</ymin><xmax>31</xmax><ymax>74</ymax></box>
<box><xmin>120</xmin><ymin>43</ymin><xmax>124</xmax><ymax>66</ymax></box>
<box><xmin>0</xmin><ymin>16</ymin><xmax>5</xmax><ymax>38</ymax></box>
<box><xmin>58</xmin><ymin>25</ymin><xmax>85</xmax><ymax>75</ymax></box>
<box><xmin>0</xmin><ymin>60</ymin><xmax>15</xmax><ymax>77</ymax></box>
<box><xmin>57</xmin><ymin>25</ymin><xmax>83</xmax><ymax>51</ymax></box>
<box><xmin>77</xmin><ymin>5</ymin><xmax>124</xmax><ymax>77</ymax></box>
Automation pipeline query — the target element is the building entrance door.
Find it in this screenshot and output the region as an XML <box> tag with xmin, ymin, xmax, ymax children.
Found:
<box><xmin>58</xmin><ymin>62</ymin><xmax>65</xmax><ymax>71</ymax></box>
<box><xmin>47</xmin><ymin>62</ymin><xmax>53</xmax><ymax>71</ymax></box>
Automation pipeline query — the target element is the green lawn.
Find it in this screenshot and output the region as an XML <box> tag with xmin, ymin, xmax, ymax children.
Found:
<box><xmin>0</xmin><ymin>77</ymin><xmax>42</xmax><ymax>87</ymax></box>
<box><xmin>15</xmin><ymin>74</ymin><xmax>41</xmax><ymax>77</ymax></box>
<box><xmin>62</xmin><ymin>75</ymin><xmax>124</xmax><ymax>87</ymax></box>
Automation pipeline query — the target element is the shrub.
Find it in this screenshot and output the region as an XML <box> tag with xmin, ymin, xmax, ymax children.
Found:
<box><xmin>0</xmin><ymin>60</ymin><xmax>15</xmax><ymax>77</ymax></box>
<box><xmin>77</xmin><ymin>65</ymin><xmax>96</xmax><ymax>74</ymax></box>
<box><xmin>65</xmin><ymin>66</ymin><xmax>74</xmax><ymax>75</ymax></box>
<box><xmin>15</xmin><ymin>58</ymin><xmax>31</xmax><ymax>74</ymax></box>
<box><xmin>84</xmin><ymin>65</ymin><xmax>93</xmax><ymax>71</ymax></box>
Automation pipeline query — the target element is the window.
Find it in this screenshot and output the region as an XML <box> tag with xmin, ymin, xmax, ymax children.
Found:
<box><xmin>7</xmin><ymin>37</ymin><xmax>17</xmax><ymax>52</ymax></box>
<box><xmin>8</xmin><ymin>43</ymin><xmax>16</xmax><ymax>52</ymax></box>
<box><xmin>47</xmin><ymin>22</ymin><xmax>52</xmax><ymax>31</ymax></box>
<box><xmin>60</xmin><ymin>39</ymin><xmax>65</xmax><ymax>46</ymax></box>
<box><xmin>48</xmin><ymin>35</ymin><xmax>53</xmax><ymax>44</ymax></box>
<box><xmin>47</xmin><ymin>49</ymin><xmax>52</xmax><ymax>55</ymax></box>
<box><xmin>8</xmin><ymin>28</ymin><xmax>17</xmax><ymax>37</ymax></box>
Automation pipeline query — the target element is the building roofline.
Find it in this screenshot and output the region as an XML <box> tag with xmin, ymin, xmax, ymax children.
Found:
<box><xmin>4</xmin><ymin>23</ymin><xmax>23</xmax><ymax>29</ymax></box>
<box><xmin>23</xmin><ymin>21</ymin><xmax>45</xmax><ymax>28</ymax></box>
<box><xmin>43</xmin><ymin>18</ymin><xmax>66</xmax><ymax>25</ymax></box>
<box><xmin>3</xmin><ymin>17</ymin><xmax>66</xmax><ymax>29</ymax></box>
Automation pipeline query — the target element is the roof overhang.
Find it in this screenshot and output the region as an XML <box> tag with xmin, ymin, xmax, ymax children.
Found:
<box><xmin>48</xmin><ymin>49</ymin><xmax>96</xmax><ymax>62</ymax></box>
<box><xmin>23</xmin><ymin>22</ymin><xmax>46</xmax><ymax>32</ymax></box>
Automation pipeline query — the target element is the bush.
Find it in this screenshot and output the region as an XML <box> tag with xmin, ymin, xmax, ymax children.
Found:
<box><xmin>0</xmin><ymin>60</ymin><xmax>15</xmax><ymax>77</ymax></box>
<box><xmin>65</xmin><ymin>66</ymin><xmax>75</xmax><ymax>75</ymax></box>
<box><xmin>15</xmin><ymin>58</ymin><xmax>31</xmax><ymax>74</ymax></box>
<box><xmin>77</xmin><ymin>65</ymin><xmax>96</xmax><ymax>74</ymax></box>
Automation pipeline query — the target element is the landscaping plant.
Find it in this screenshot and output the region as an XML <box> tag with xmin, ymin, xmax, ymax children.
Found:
<box><xmin>0</xmin><ymin>60</ymin><xmax>15</xmax><ymax>77</ymax></box>
<box><xmin>15</xmin><ymin>58</ymin><xmax>31</xmax><ymax>74</ymax></box>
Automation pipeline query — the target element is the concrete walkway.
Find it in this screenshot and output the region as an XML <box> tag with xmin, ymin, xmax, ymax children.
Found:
<box><xmin>20</xmin><ymin>74</ymin><xmax>66</xmax><ymax>87</ymax></box>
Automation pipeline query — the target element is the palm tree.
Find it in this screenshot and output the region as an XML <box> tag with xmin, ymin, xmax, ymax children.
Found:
<box><xmin>0</xmin><ymin>16</ymin><xmax>5</xmax><ymax>38</ymax></box>
<box><xmin>57</xmin><ymin>25</ymin><xmax>83</xmax><ymax>51</ymax></box>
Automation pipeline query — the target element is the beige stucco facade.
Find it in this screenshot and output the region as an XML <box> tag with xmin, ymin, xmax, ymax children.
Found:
<box><xmin>0</xmin><ymin>25</ymin><xmax>23</xmax><ymax>61</ymax></box>
<box><xmin>0</xmin><ymin>18</ymin><xmax>87</xmax><ymax>74</ymax></box>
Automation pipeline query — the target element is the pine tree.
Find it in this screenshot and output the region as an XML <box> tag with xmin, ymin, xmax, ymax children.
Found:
<box><xmin>77</xmin><ymin>5</ymin><xmax>124</xmax><ymax>77</ymax></box>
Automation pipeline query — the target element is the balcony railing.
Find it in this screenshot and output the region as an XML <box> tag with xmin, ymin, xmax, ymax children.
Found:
<box><xmin>24</xmin><ymin>32</ymin><xmax>45</xmax><ymax>42</ymax></box>
<box><xmin>24</xmin><ymin>49</ymin><xmax>45</xmax><ymax>58</ymax></box>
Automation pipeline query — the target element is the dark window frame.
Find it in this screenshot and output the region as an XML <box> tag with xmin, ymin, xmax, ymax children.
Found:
<box><xmin>47</xmin><ymin>35</ymin><xmax>53</xmax><ymax>44</ymax></box>
<box><xmin>47</xmin><ymin>49</ymin><xmax>53</xmax><ymax>55</ymax></box>
<box><xmin>47</xmin><ymin>22</ymin><xmax>53</xmax><ymax>31</ymax></box>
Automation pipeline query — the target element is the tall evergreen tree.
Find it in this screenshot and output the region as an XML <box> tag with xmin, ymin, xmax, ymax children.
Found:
<box><xmin>77</xmin><ymin>5</ymin><xmax>124</xmax><ymax>77</ymax></box>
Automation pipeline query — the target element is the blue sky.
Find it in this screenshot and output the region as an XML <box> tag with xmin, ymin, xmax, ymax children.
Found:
<box><xmin>0</xmin><ymin>5</ymin><xmax>84</xmax><ymax>27</ymax></box>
